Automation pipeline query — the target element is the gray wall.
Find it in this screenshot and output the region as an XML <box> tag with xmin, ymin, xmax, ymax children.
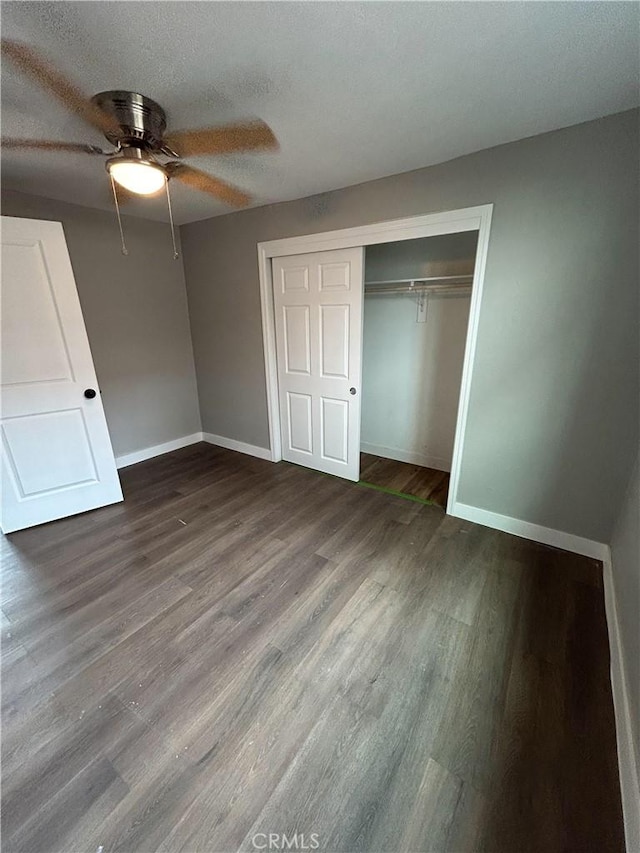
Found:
<box><xmin>610</xmin><ymin>455</ymin><xmax>639</xmax><ymax>777</ymax></box>
<box><xmin>181</xmin><ymin>109</ymin><xmax>639</xmax><ymax>542</ymax></box>
<box><xmin>362</xmin><ymin>294</ymin><xmax>470</xmax><ymax>471</ymax></box>
<box><xmin>1</xmin><ymin>190</ymin><xmax>201</xmax><ymax>458</ymax></box>
<box><xmin>365</xmin><ymin>233</ymin><xmax>478</xmax><ymax>282</ymax></box>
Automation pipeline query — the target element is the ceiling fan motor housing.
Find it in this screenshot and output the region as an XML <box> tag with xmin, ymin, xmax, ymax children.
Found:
<box><xmin>91</xmin><ymin>90</ymin><xmax>167</xmax><ymax>150</ymax></box>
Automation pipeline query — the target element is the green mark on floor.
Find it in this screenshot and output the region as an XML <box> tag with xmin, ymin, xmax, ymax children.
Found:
<box><xmin>357</xmin><ymin>480</ymin><xmax>440</xmax><ymax>507</ymax></box>
<box><xmin>282</xmin><ymin>460</ymin><xmax>442</xmax><ymax>508</ymax></box>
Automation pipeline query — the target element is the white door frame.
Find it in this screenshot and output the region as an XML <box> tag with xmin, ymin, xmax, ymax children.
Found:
<box><xmin>257</xmin><ymin>203</ymin><xmax>493</xmax><ymax>514</ymax></box>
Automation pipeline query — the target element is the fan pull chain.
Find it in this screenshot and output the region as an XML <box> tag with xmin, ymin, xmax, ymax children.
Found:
<box><xmin>109</xmin><ymin>174</ymin><xmax>128</xmax><ymax>256</ymax></box>
<box><xmin>165</xmin><ymin>179</ymin><xmax>179</xmax><ymax>260</ymax></box>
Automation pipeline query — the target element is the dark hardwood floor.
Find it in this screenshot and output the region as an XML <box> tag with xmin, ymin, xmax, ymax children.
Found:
<box><xmin>1</xmin><ymin>443</ymin><xmax>624</xmax><ymax>852</ymax></box>
<box><xmin>360</xmin><ymin>453</ymin><xmax>450</xmax><ymax>508</ymax></box>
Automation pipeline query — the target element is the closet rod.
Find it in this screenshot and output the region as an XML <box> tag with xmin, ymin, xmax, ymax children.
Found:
<box><xmin>364</xmin><ymin>274</ymin><xmax>473</xmax><ymax>286</ymax></box>
<box><xmin>364</xmin><ymin>282</ymin><xmax>472</xmax><ymax>296</ymax></box>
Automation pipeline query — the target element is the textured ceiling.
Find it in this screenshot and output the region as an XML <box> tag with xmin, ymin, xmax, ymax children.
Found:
<box><xmin>1</xmin><ymin>1</ymin><xmax>638</xmax><ymax>225</ymax></box>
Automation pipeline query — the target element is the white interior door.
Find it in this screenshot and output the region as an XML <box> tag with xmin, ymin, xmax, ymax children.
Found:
<box><xmin>1</xmin><ymin>216</ymin><xmax>123</xmax><ymax>534</ymax></box>
<box><xmin>273</xmin><ymin>247</ymin><xmax>364</xmax><ymax>481</ymax></box>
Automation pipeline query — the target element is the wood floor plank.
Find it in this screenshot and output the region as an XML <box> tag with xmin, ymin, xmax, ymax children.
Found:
<box><xmin>0</xmin><ymin>443</ymin><xmax>624</xmax><ymax>853</ymax></box>
<box><xmin>161</xmin><ymin>585</ymin><xmax>401</xmax><ymax>853</ymax></box>
<box><xmin>1</xmin><ymin>695</ymin><xmax>135</xmax><ymax>839</ymax></box>
<box><xmin>431</xmin><ymin>562</ymin><xmax>524</xmax><ymax>791</ymax></box>
<box><xmin>360</xmin><ymin>452</ymin><xmax>451</xmax><ymax>507</ymax></box>
<box><xmin>393</xmin><ymin>758</ymin><xmax>484</xmax><ymax>853</ymax></box>
<box><xmin>239</xmin><ymin>608</ymin><xmax>469</xmax><ymax>853</ymax></box>
<box><xmin>7</xmin><ymin>756</ymin><xmax>128</xmax><ymax>853</ymax></box>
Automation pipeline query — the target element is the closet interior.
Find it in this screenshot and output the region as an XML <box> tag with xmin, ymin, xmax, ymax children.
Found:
<box><xmin>360</xmin><ymin>231</ymin><xmax>479</xmax><ymax>508</ymax></box>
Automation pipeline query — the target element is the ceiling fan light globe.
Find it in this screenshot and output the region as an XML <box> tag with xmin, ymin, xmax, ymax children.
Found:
<box><xmin>108</xmin><ymin>160</ymin><xmax>166</xmax><ymax>195</ymax></box>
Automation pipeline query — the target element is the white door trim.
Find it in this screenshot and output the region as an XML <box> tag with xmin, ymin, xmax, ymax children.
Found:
<box><xmin>257</xmin><ymin>204</ymin><xmax>494</xmax><ymax>514</ymax></box>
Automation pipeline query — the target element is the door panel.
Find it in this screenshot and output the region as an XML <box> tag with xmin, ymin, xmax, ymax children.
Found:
<box><xmin>1</xmin><ymin>216</ymin><xmax>123</xmax><ymax>533</ymax></box>
<box><xmin>319</xmin><ymin>261</ymin><xmax>350</xmax><ymax>291</ymax></box>
<box><xmin>273</xmin><ymin>248</ymin><xmax>363</xmax><ymax>481</ymax></box>
<box><xmin>283</xmin><ymin>306</ymin><xmax>311</xmax><ymax>374</ymax></box>
<box><xmin>281</xmin><ymin>265</ymin><xmax>309</xmax><ymax>292</ymax></box>
<box><xmin>287</xmin><ymin>392</ymin><xmax>313</xmax><ymax>454</ymax></box>
<box><xmin>2</xmin><ymin>409</ymin><xmax>98</xmax><ymax>496</ymax></box>
<box><xmin>1</xmin><ymin>241</ymin><xmax>74</xmax><ymax>385</ymax></box>
<box><xmin>321</xmin><ymin>397</ymin><xmax>349</xmax><ymax>463</ymax></box>
<box><xmin>320</xmin><ymin>304</ymin><xmax>349</xmax><ymax>378</ymax></box>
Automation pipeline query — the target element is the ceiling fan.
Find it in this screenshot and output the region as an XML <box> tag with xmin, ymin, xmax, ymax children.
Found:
<box><xmin>1</xmin><ymin>39</ymin><xmax>279</xmax><ymax>254</ymax></box>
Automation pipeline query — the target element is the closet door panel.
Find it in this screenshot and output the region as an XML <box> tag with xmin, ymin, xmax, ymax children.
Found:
<box><xmin>287</xmin><ymin>392</ymin><xmax>313</xmax><ymax>454</ymax></box>
<box><xmin>272</xmin><ymin>248</ymin><xmax>363</xmax><ymax>481</ymax></box>
<box><xmin>320</xmin><ymin>397</ymin><xmax>349</xmax><ymax>463</ymax></box>
<box><xmin>319</xmin><ymin>304</ymin><xmax>350</xmax><ymax>379</ymax></box>
<box><xmin>280</xmin><ymin>264</ymin><xmax>310</xmax><ymax>293</ymax></box>
<box><xmin>319</xmin><ymin>261</ymin><xmax>351</xmax><ymax>291</ymax></box>
<box><xmin>283</xmin><ymin>306</ymin><xmax>311</xmax><ymax>375</ymax></box>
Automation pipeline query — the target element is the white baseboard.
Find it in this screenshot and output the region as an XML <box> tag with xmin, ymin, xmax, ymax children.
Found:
<box><xmin>115</xmin><ymin>431</ymin><xmax>273</xmax><ymax>468</ymax></box>
<box><xmin>115</xmin><ymin>433</ymin><xmax>203</xmax><ymax>468</ymax></box>
<box><xmin>360</xmin><ymin>442</ymin><xmax>450</xmax><ymax>473</ymax></box>
<box><xmin>449</xmin><ymin>501</ymin><xmax>609</xmax><ymax>560</ymax></box>
<box><xmin>603</xmin><ymin>552</ymin><xmax>640</xmax><ymax>853</ymax></box>
<box><xmin>202</xmin><ymin>432</ymin><xmax>272</xmax><ymax>462</ymax></box>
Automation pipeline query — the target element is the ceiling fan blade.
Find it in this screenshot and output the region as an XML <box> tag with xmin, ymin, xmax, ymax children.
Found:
<box><xmin>1</xmin><ymin>39</ymin><xmax>120</xmax><ymax>137</ymax></box>
<box><xmin>2</xmin><ymin>137</ymin><xmax>108</xmax><ymax>155</ymax></box>
<box><xmin>164</xmin><ymin>121</ymin><xmax>278</xmax><ymax>157</ymax></box>
<box><xmin>166</xmin><ymin>163</ymin><xmax>251</xmax><ymax>207</ymax></box>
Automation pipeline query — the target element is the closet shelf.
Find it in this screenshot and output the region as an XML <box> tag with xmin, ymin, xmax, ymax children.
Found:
<box><xmin>364</xmin><ymin>275</ymin><xmax>473</xmax><ymax>297</ymax></box>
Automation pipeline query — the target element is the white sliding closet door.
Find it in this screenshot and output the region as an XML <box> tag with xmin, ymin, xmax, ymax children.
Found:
<box><xmin>272</xmin><ymin>248</ymin><xmax>364</xmax><ymax>481</ymax></box>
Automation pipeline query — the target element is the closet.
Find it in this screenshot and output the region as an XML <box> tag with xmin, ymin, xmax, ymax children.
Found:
<box><xmin>360</xmin><ymin>232</ymin><xmax>478</xmax><ymax>506</ymax></box>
